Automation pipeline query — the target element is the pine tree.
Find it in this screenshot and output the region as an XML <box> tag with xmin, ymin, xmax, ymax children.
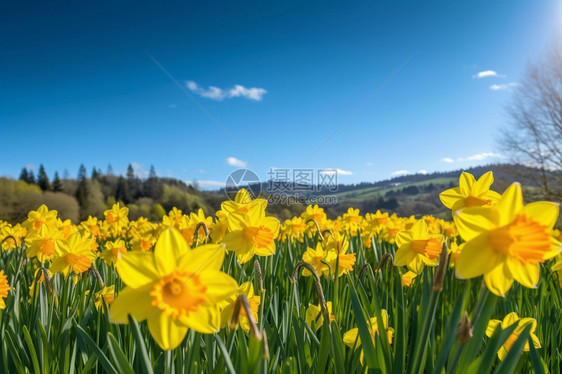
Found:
<box><xmin>91</xmin><ymin>167</ymin><xmax>100</xmax><ymax>181</ymax></box>
<box><xmin>149</xmin><ymin>165</ymin><xmax>157</xmax><ymax>179</ymax></box>
<box><xmin>76</xmin><ymin>164</ymin><xmax>89</xmax><ymax>217</ymax></box>
<box><xmin>115</xmin><ymin>176</ymin><xmax>131</xmax><ymax>204</ymax></box>
<box><xmin>28</xmin><ymin>170</ymin><xmax>36</xmax><ymax>184</ymax></box>
<box><xmin>19</xmin><ymin>168</ymin><xmax>29</xmax><ymax>182</ymax></box>
<box><xmin>37</xmin><ymin>164</ymin><xmax>51</xmax><ymax>191</ymax></box>
<box><xmin>52</xmin><ymin>172</ymin><xmax>63</xmax><ymax>192</ymax></box>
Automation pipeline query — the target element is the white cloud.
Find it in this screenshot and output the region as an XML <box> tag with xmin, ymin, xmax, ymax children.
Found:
<box><xmin>460</xmin><ymin>152</ymin><xmax>504</xmax><ymax>161</ymax></box>
<box><xmin>229</xmin><ymin>85</ymin><xmax>267</xmax><ymax>101</ymax></box>
<box><xmin>187</xmin><ymin>180</ymin><xmax>225</xmax><ymax>190</ymax></box>
<box><xmin>473</xmin><ymin>70</ymin><xmax>505</xmax><ymax>79</ymax></box>
<box><xmin>391</xmin><ymin>170</ymin><xmax>410</xmax><ymax>176</ymax></box>
<box><xmin>442</xmin><ymin>152</ymin><xmax>504</xmax><ymax>163</ymax></box>
<box><xmin>187</xmin><ymin>80</ymin><xmax>267</xmax><ymax>101</ymax></box>
<box><xmin>490</xmin><ymin>82</ymin><xmax>518</xmax><ymax>91</ymax></box>
<box><xmin>131</xmin><ymin>162</ymin><xmax>150</xmax><ymax>178</ymax></box>
<box><xmin>226</xmin><ymin>157</ymin><xmax>247</xmax><ymax>168</ymax></box>
<box><xmin>335</xmin><ymin>168</ymin><xmax>353</xmax><ymax>176</ymax></box>
<box><xmin>418</xmin><ymin>170</ymin><xmax>428</xmax><ymax>174</ymax></box>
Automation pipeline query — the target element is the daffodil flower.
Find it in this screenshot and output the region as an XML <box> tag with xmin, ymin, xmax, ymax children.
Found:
<box><xmin>454</xmin><ymin>183</ymin><xmax>560</xmax><ymax>296</ymax></box>
<box><xmin>486</xmin><ymin>312</ymin><xmax>541</xmax><ymax>361</ymax></box>
<box><xmin>395</xmin><ymin>220</ymin><xmax>443</xmax><ymax>273</ymax></box>
<box><xmin>0</xmin><ymin>269</ymin><xmax>10</xmax><ymax>309</ymax></box>
<box><xmin>440</xmin><ymin>171</ymin><xmax>501</xmax><ymax>212</ymax></box>
<box><xmin>343</xmin><ymin>309</ymin><xmax>394</xmax><ymax>364</ymax></box>
<box><xmin>110</xmin><ymin>228</ymin><xmax>238</xmax><ymax>350</ymax></box>
<box><xmin>219</xmin><ymin>281</ymin><xmax>261</xmax><ymax>333</ymax></box>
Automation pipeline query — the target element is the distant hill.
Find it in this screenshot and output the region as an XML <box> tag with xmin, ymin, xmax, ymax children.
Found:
<box><xmin>1</xmin><ymin>163</ymin><xmax>555</xmax><ymax>223</ymax></box>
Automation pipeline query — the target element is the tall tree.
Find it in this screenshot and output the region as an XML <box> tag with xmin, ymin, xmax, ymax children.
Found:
<box><xmin>19</xmin><ymin>168</ymin><xmax>29</xmax><ymax>183</ymax></box>
<box><xmin>37</xmin><ymin>164</ymin><xmax>51</xmax><ymax>191</ymax></box>
<box><xmin>115</xmin><ymin>176</ymin><xmax>131</xmax><ymax>204</ymax></box>
<box><xmin>52</xmin><ymin>172</ymin><xmax>63</xmax><ymax>192</ymax></box>
<box><xmin>76</xmin><ymin>164</ymin><xmax>89</xmax><ymax>217</ymax></box>
<box><xmin>27</xmin><ymin>170</ymin><xmax>36</xmax><ymax>184</ymax></box>
<box><xmin>500</xmin><ymin>41</ymin><xmax>562</xmax><ymax>199</ymax></box>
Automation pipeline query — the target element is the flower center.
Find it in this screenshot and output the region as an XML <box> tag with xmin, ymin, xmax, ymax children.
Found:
<box><xmin>150</xmin><ymin>270</ymin><xmax>208</xmax><ymax>319</ymax></box>
<box><xmin>244</xmin><ymin>226</ymin><xmax>274</xmax><ymax>248</ymax></box>
<box><xmin>65</xmin><ymin>253</ymin><xmax>92</xmax><ymax>274</ymax></box>
<box><xmin>39</xmin><ymin>238</ymin><xmax>56</xmax><ymax>256</ymax></box>
<box><xmin>33</xmin><ymin>219</ymin><xmax>45</xmax><ymax>230</ymax></box>
<box><xmin>465</xmin><ymin>195</ymin><xmax>492</xmax><ymax>207</ymax></box>
<box><xmin>106</xmin><ymin>212</ymin><xmax>117</xmax><ymax>224</ymax></box>
<box><xmin>338</xmin><ymin>253</ymin><xmax>356</xmax><ymax>271</ymax></box>
<box><xmin>411</xmin><ymin>238</ymin><xmax>442</xmax><ymax>259</ymax></box>
<box><xmin>489</xmin><ymin>214</ymin><xmax>551</xmax><ymax>264</ymax></box>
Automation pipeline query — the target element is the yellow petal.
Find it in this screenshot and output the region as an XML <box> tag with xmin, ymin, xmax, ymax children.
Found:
<box><xmin>147</xmin><ymin>312</ymin><xmax>189</xmax><ymax>350</ymax></box>
<box><xmin>522</xmin><ymin>202</ymin><xmax>559</xmax><ymax>229</ymax></box>
<box><xmin>501</xmin><ymin>312</ymin><xmax>519</xmax><ymax>328</ymax></box>
<box><xmin>484</xmin><ymin>262</ymin><xmax>514</xmax><ymax>297</ymax></box>
<box><xmin>459</xmin><ymin>172</ymin><xmax>476</xmax><ymax>196</ymax></box>
<box><xmin>395</xmin><ymin>244</ymin><xmax>416</xmax><ymax>266</ymax></box>
<box><xmin>495</xmin><ymin>183</ymin><xmax>523</xmax><ymax>226</ymax></box>
<box><xmin>506</xmin><ymin>257</ymin><xmax>539</xmax><ymax>289</ymax></box>
<box><xmin>199</xmin><ymin>271</ymin><xmax>239</xmax><ymax>303</ymax></box>
<box><xmin>178</xmin><ymin>244</ymin><xmax>226</xmax><ymax>273</ymax></box>
<box><xmin>472</xmin><ymin>171</ymin><xmax>494</xmax><ymax>196</ymax></box>
<box><xmin>180</xmin><ymin>304</ymin><xmax>220</xmax><ymax>334</ymax></box>
<box><xmin>486</xmin><ymin>319</ymin><xmax>501</xmax><ymax>337</ymax></box>
<box><xmin>439</xmin><ymin>187</ymin><xmax>464</xmax><ymax>210</ymax></box>
<box><xmin>454</xmin><ymin>207</ymin><xmax>497</xmax><ymax>242</ymax></box>
<box><xmin>116</xmin><ymin>252</ymin><xmax>159</xmax><ymax>288</ymax></box>
<box><xmin>407</xmin><ymin>255</ymin><xmax>425</xmax><ymax>274</ymax></box>
<box><xmin>395</xmin><ymin>231</ymin><xmax>412</xmax><ymax>248</ymax></box>
<box><xmin>109</xmin><ymin>284</ymin><xmax>157</xmax><ymax>324</ymax></box>
<box><xmin>343</xmin><ymin>328</ymin><xmax>360</xmax><ymax>348</ymax></box>
<box><xmin>154</xmin><ymin>228</ymin><xmax>189</xmax><ymax>274</ymax></box>
<box><xmin>411</xmin><ymin>220</ymin><xmax>428</xmax><ymax>238</ymax></box>
<box><xmin>455</xmin><ymin>233</ymin><xmax>501</xmax><ymax>279</ymax></box>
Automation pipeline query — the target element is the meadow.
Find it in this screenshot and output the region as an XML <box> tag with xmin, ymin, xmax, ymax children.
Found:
<box><xmin>0</xmin><ymin>171</ymin><xmax>561</xmax><ymax>373</ymax></box>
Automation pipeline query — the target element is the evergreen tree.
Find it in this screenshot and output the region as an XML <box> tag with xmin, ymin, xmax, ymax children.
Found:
<box><xmin>19</xmin><ymin>168</ymin><xmax>29</xmax><ymax>182</ymax></box>
<box><xmin>37</xmin><ymin>164</ymin><xmax>51</xmax><ymax>191</ymax></box>
<box><xmin>126</xmin><ymin>164</ymin><xmax>135</xmax><ymax>180</ymax></box>
<box><xmin>28</xmin><ymin>170</ymin><xmax>36</xmax><ymax>184</ymax></box>
<box><xmin>149</xmin><ymin>165</ymin><xmax>157</xmax><ymax>179</ymax></box>
<box><xmin>115</xmin><ymin>176</ymin><xmax>131</xmax><ymax>203</ymax></box>
<box><xmin>91</xmin><ymin>167</ymin><xmax>100</xmax><ymax>181</ymax></box>
<box><xmin>52</xmin><ymin>172</ymin><xmax>63</xmax><ymax>192</ymax></box>
<box><xmin>106</xmin><ymin>164</ymin><xmax>114</xmax><ymax>176</ymax></box>
<box><xmin>76</xmin><ymin>164</ymin><xmax>89</xmax><ymax>217</ymax></box>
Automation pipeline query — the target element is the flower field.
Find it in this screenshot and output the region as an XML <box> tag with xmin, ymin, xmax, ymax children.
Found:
<box><xmin>0</xmin><ymin>171</ymin><xmax>561</xmax><ymax>373</ymax></box>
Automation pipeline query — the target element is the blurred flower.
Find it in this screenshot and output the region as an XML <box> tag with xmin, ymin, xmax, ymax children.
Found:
<box><xmin>486</xmin><ymin>312</ymin><xmax>540</xmax><ymax>361</ymax></box>
<box><xmin>0</xmin><ymin>269</ymin><xmax>10</xmax><ymax>309</ymax></box>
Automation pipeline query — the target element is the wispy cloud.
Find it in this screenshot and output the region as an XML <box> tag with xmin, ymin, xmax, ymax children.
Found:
<box><xmin>187</xmin><ymin>180</ymin><xmax>226</xmax><ymax>190</ymax></box>
<box><xmin>187</xmin><ymin>81</ymin><xmax>267</xmax><ymax>101</ymax></box>
<box><xmin>441</xmin><ymin>152</ymin><xmax>504</xmax><ymax>163</ymax></box>
<box><xmin>489</xmin><ymin>82</ymin><xmax>518</xmax><ymax>91</ymax></box>
<box><xmin>473</xmin><ymin>70</ymin><xmax>505</xmax><ymax>79</ymax></box>
<box><xmin>335</xmin><ymin>168</ymin><xmax>353</xmax><ymax>176</ymax></box>
<box><xmin>226</xmin><ymin>157</ymin><xmax>247</xmax><ymax>168</ymax></box>
<box><xmin>391</xmin><ymin>170</ymin><xmax>410</xmax><ymax>176</ymax></box>
<box><xmin>418</xmin><ymin>170</ymin><xmax>428</xmax><ymax>174</ymax></box>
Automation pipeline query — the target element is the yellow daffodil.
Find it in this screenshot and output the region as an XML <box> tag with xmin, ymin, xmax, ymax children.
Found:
<box><xmin>454</xmin><ymin>183</ymin><xmax>560</xmax><ymax>296</ymax></box>
<box><xmin>301</xmin><ymin>204</ymin><xmax>327</xmax><ymax>230</ymax></box>
<box><xmin>50</xmin><ymin>233</ymin><xmax>96</xmax><ymax>276</ymax></box>
<box><xmin>401</xmin><ymin>271</ymin><xmax>418</xmax><ymax>287</ymax></box>
<box><xmin>343</xmin><ymin>309</ymin><xmax>394</xmax><ymax>363</ymax></box>
<box><xmin>100</xmin><ymin>239</ymin><xmax>128</xmax><ymax>265</ymax></box>
<box><xmin>25</xmin><ymin>225</ymin><xmax>62</xmax><ymax>262</ymax></box>
<box><xmin>0</xmin><ymin>269</ymin><xmax>10</xmax><ymax>309</ymax></box>
<box><xmin>104</xmin><ymin>203</ymin><xmax>129</xmax><ymax>232</ymax></box>
<box><xmin>440</xmin><ymin>171</ymin><xmax>501</xmax><ymax>212</ymax></box>
<box><xmin>302</xmin><ymin>243</ymin><xmax>335</xmax><ymax>277</ymax></box>
<box><xmin>110</xmin><ymin>228</ymin><xmax>238</xmax><ymax>350</ymax></box>
<box><xmin>305</xmin><ymin>302</ymin><xmax>335</xmax><ymax>331</ymax></box>
<box><xmin>24</xmin><ymin>204</ymin><xmax>58</xmax><ymax>232</ymax></box>
<box><xmin>342</xmin><ymin>208</ymin><xmax>363</xmax><ymax>234</ymax></box>
<box><xmin>395</xmin><ymin>220</ymin><xmax>443</xmax><ymax>273</ymax></box>
<box><xmin>219</xmin><ymin>281</ymin><xmax>261</xmax><ymax>333</ymax></box>
<box><xmin>552</xmin><ymin>255</ymin><xmax>562</xmax><ymax>288</ymax></box>
<box><xmin>223</xmin><ymin>204</ymin><xmax>280</xmax><ymax>264</ymax></box>
<box><xmin>221</xmin><ymin>189</ymin><xmax>267</xmax><ymax>223</ymax></box>
<box><xmin>486</xmin><ymin>312</ymin><xmax>541</xmax><ymax>361</ymax></box>
<box><xmin>80</xmin><ymin>216</ymin><xmax>101</xmax><ymax>238</ymax></box>
<box><xmin>95</xmin><ymin>285</ymin><xmax>115</xmax><ymax>310</ymax></box>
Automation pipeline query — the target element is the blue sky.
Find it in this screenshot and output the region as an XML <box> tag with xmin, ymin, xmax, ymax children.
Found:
<box><xmin>1</xmin><ymin>1</ymin><xmax>561</xmax><ymax>189</ymax></box>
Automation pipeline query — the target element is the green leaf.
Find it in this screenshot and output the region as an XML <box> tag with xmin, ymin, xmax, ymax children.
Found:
<box><xmin>74</xmin><ymin>324</ymin><xmax>118</xmax><ymax>374</ymax></box>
